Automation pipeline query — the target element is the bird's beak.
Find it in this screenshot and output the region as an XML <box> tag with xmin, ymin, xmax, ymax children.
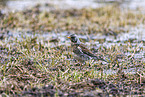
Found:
<box><xmin>67</xmin><ymin>36</ymin><xmax>71</xmax><ymax>39</ymax></box>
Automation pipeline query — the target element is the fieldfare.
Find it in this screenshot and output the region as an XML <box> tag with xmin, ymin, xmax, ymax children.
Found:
<box><xmin>67</xmin><ymin>34</ymin><xmax>108</xmax><ymax>62</ymax></box>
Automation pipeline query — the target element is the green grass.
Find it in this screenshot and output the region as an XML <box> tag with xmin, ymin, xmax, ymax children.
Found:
<box><xmin>0</xmin><ymin>4</ymin><xmax>145</xmax><ymax>96</ymax></box>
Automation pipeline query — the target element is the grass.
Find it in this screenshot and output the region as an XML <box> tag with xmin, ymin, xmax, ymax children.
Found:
<box><xmin>1</xmin><ymin>4</ymin><xmax>145</xmax><ymax>34</ymax></box>
<box><xmin>0</xmin><ymin>3</ymin><xmax>145</xmax><ymax>96</ymax></box>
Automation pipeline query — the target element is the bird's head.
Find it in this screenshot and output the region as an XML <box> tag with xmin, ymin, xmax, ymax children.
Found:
<box><xmin>67</xmin><ymin>34</ymin><xmax>80</xmax><ymax>44</ymax></box>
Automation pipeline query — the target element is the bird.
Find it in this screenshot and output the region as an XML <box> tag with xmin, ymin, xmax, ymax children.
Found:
<box><xmin>67</xmin><ymin>34</ymin><xmax>108</xmax><ymax>62</ymax></box>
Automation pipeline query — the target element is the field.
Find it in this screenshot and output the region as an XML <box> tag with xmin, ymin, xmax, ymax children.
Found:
<box><xmin>0</xmin><ymin>2</ymin><xmax>145</xmax><ymax>97</ymax></box>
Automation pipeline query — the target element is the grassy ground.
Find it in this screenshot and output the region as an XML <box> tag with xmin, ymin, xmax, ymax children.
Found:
<box><xmin>0</xmin><ymin>4</ymin><xmax>145</xmax><ymax>96</ymax></box>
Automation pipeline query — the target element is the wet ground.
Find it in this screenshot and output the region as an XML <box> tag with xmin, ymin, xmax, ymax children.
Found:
<box><xmin>0</xmin><ymin>0</ymin><xmax>145</xmax><ymax>97</ymax></box>
<box><xmin>1</xmin><ymin>0</ymin><xmax>145</xmax><ymax>11</ymax></box>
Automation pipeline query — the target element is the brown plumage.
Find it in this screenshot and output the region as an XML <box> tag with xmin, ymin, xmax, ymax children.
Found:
<box><xmin>67</xmin><ymin>34</ymin><xmax>108</xmax><ymax>62</ymax></box>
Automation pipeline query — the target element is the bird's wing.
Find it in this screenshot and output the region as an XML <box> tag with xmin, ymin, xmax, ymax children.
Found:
<box><xmin>79</xmin><ymin>44</ymin><xmax>97</xmax><ymax>57</ymax></box>
<box><xmin>79</xmin><ymin>44</ymin><xmax>108</xmax><ymax>62</ymax></box>
<box><xmin>73</xmin><ymin>45</ymin><xmax>83</xmax><ymax>55</ymax></box>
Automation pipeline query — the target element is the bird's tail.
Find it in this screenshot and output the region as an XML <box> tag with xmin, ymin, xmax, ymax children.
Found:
<box><xmin>94</xmin><ymin>56</ymin><xmax>109</xmax><ymax>63</ymax></box>
<box><xmin>100</xmin><ymin>58</ymin><xmax>108</xmax><ymax>62</ymax></box>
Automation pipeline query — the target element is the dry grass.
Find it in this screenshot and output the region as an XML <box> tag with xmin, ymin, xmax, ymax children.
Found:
<box><xmin>0</xmin><ymin>4</ymin><xmax>145</xmax><ymax>96</ymax></box>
